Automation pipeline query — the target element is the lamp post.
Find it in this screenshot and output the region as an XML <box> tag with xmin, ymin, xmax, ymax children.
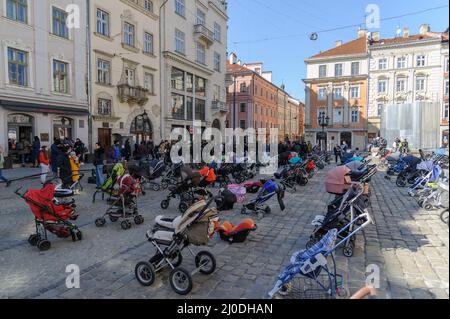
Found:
<box><xmin>225</xmin><ymin>74</ymin><xmax>237</xmax><ymax>161</ymax></box>
<box><xmin>317</xmin><ymin>112</ymin><xmax>330</xmax><ymax>152</ymax></box>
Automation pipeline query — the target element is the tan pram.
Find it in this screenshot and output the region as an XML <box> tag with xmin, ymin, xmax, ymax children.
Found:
<box><xmin>134</xmin><ymin>198</ymin><xmax>219</xmax><ymax>295</ymax></box>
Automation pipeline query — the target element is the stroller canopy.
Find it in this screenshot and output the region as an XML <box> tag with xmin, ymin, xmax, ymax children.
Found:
<box><xmin>345</xmin><ymin>160</ymin><xmax>365</xmax><ymax>173</ymax></box>
<box><xmin>325</xmin><ymin>166</ymin><xmax>352</xmax><ymax>194</ymax></box>
<box><xmin>403</xmin><ymin>155</ymin><xmax>421</xmax><ymax>168</ymax></box>
<box><xmin>289</xmin><ymin>156</ymin><xmax>302</xmax><ymax>165</ymax></box>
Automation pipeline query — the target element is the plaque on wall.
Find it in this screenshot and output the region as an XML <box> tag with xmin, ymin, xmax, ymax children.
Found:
<box><xmin>40</xmin><ymin>133</ymin><xmax>50</xmax><ymax>142</ymax></box>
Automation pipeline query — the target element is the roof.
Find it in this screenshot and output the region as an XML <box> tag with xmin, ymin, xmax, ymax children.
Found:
<box><xmin>227</xmin><ymin>63</ymin><xmax>253</xmax><ymax>74</ymax></box>
<box><xmin>370</xmin><ymin>34</ymin><xmax>439</xmax><ymax>46</ymax></box>
<box><xmin>308</xmin><ymin>37</ymin><xmax>367</xmax><ymax>60</ymax></box>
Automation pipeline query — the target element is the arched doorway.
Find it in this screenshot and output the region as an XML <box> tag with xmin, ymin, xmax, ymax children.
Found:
<box><xmin>130</xmin><ymin>112</ymin><xmax>153</xmax><ymax>144</ymax></box>
<box><xmin>53</xmin><ymin>116</ymin><xmax>73</xmax><ymax>140</ymax></box>
<box><xmin>340</xmin><ymin>132</ymin><xmax>352</xmax><ymax>149</ymax></box>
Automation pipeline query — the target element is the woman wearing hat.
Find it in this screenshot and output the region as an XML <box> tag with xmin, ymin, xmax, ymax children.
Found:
<box><xmin>39</xmin><ymin>146</ymin><xmax>50</xmax><ymax>184</ymax></box>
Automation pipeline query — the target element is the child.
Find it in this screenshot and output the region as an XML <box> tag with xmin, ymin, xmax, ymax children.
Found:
<box><xmin>39</xmin><ymin>146</ymin><xmax>50</xmax><ymax>184</ymax></box>
<box><xmin>69</xmin><ymin>152</ymin><xmax>81</xmax><ymax>193</ymax></box>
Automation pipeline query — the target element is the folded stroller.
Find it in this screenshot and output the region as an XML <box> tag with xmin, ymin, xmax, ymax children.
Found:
<box><xmin>135</xmin><ymin>198</ymin><xmax>219</xmax><ymax>295</ymax></box>
<box><xmin>16</xmin><ymin>184</ymin><xmax>82</xmax><ymax>251</ymax></box>
<box><xmin>267</xmin><ymin>209</ymin><xmax>373</xmax><ymax>299</ymax></box>
<box><xmin>241</xmin><ymin>179</ymin><xmax>285</xmax><ymax>219</ymax></box>
<box><xmin>95</xmin><ymin>173</ymin><xmax>144</xmax><ymax>230</ymax></box>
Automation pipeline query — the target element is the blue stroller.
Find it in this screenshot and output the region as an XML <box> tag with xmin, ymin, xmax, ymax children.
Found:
<box><xmin>241</xmin><ymin>179</ymin><xmax>285</xmax><ymax>219</ymax></box>
<box><xmin>267</xmin><ymin>210</ymin><xmax>373</xmax><ymax>299</ymax></box>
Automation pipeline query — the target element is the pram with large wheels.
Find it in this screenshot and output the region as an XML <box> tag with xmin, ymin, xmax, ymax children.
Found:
<box><xmin>135</xmin><ymin>197</ymin><xmax>219</xmax><ymax>295</ymax></box>
<box><xmin>16</xmin><ymin>184</ymin><xmax>82</xmax><ymax>251</ymax></box>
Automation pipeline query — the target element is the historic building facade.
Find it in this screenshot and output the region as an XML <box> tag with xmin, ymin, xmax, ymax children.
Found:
<box><xmin>0</xmin><ymin>0</ymin><xmax>88</xmax><ymax>161</ymax></box>
<box><xmin>304</xmin><ymin>31</ymin><xmax>369</xmax><ymax>151</ymax></box>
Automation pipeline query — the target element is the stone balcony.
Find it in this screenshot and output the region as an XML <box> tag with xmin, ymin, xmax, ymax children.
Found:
<box><xmin>117</xmin><ymin>83</ymin><xmax>149</xmax><ymax>106</ymax></box>
<box><xmin>194</xmin><ymin>24</ymin><xmax>214</xmax><ymax>47</ymax></box>
<box><xmin>212</xmin><ymin>101</ymin><xmax>228</xmax><ymax>113</ymax></box>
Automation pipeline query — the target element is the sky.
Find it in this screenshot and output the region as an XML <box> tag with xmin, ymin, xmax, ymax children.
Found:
<box><xmin>227</xmin><ymin>0</ymin><xmax>450</xmax><ymax>101</ymax></box>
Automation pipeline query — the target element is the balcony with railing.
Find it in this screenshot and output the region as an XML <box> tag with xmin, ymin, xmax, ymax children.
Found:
<box><xmin>212</xmin><ymin>100</ymin><xmax>228</xmax><ymax>113</ymax></box>
<box><xmin>117</xmin><ymin>83</ymin><xmax>149</xmax><ymax>106</ymax></box>
<box><xmin>194</xmin><ymin>24</ymin><xmax>214</xmax><ymax>47</ymax></box>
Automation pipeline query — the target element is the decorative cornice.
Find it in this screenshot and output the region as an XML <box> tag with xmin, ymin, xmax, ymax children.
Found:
<box><xmin>208</xmin><ymin>1</ymin><xmax>229</xmax><ymax>20</ymax></box>
<box><xmin>163</xmin><ymin>51</ymin><xmax>214</xmax><ymax>76</ymax></box>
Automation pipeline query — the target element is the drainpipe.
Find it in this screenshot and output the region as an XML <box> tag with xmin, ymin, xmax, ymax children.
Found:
<box><xmin>159</xmin><ymin>0</ymin><xmax>169</xmax><ymax>142</ymax></box>
<box><xmin>86</xmin><ymin>0</ymin><xmax>93</xmax><ymax>153</ymax></box>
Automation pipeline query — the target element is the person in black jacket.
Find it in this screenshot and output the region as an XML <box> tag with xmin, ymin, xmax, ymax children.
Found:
<box><xmin>57</xmin><ymin>145</ymin><xmax>72</xmax><ymax>188</ymax></box>
<box><xmin>93</xmin><ymin>143</ymin><xmax>105</xmax><ymax>188</ymax></box>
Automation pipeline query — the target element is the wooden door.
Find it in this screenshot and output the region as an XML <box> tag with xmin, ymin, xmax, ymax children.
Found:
<box><xmin>98</xmin><ymin>128</ymin><xmax>112</xmax><ymax>149</ymax></box>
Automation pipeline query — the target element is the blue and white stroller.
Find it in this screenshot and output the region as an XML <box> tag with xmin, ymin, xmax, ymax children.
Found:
<box><xmin>408</xmin><ymin>161</ymin><xmax>442</xmax><ymax>197</ymax></box>
<box><xmin>140</xmin><ymin>159</ymin><xmax>166</xmax><ymax>191</ymax></box>
<box><xmin>241</xmin><ymin>179</ymin><xmax>285</xmax><ymax>219</ymax></box>
<box><xmin>267</xmin><ymin>210</ymin><xmax>373</xmax><ymax>299</ymax></box>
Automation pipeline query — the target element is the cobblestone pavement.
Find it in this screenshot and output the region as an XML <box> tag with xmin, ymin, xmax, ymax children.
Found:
<box><xmin>0</xmin><ymin>164</ymin><xmax>448</xmax><ymax>299</ymax></box>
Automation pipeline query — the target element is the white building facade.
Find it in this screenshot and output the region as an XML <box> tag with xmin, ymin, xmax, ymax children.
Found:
<box><xmin>160</xmin><ymin>0</ymin><xmax>228</xmax><ymax>139</ymax></box>
<box><xmin>0</xmin><ymin>0</ymin><xmax>88</xmax><ymax>162</ymax></box>
<box><xmin>368</xmin><ymin>25</ymin><xmax>447</xmax><ymax>147</ymax></box>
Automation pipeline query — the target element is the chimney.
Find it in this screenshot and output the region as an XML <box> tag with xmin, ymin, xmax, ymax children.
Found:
<box><xmin>335</xmin><ymin>40</ymin><xmax>342</xmax><ymax>47</ymax></box>
<box><xmin>358</xmin><ymin>28</ymin><xmax>367</xmax><ymax>38</ymax></box>
<box><xmin>237</xmin><ymin>60</ymin><xmax>242</xmax><ymax>66</ymax></box>
<box><xmin>419</xmin><ymin>24</ymin><xmax>430</xmax><ymax>35</ymax></box>
<box><xmin>371</xmin><ymin>31</ymin><xmax>380</xmax><ymax>42</ymax></box>
<box><xmin>403</xmin><ymin>27</ymin><xmax>410</xmax><ymax>38</ymax></box>
<box><xmin>229</xmin><ymin>52</ymin><xmax>237</xmax><ymax>64</ymax></box>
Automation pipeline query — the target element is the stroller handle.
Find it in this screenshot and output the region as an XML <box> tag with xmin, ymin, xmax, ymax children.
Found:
<box><xmin>14</xmin><ymin>186</ymin><xmax>24</xmax><ymax>197</ymax></box>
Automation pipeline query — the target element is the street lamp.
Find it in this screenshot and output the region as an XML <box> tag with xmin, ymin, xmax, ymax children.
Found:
<box><xmin>225</xmin><ymin>74</ymin><xmax>237</xmax><ymax>160</ymax></box>
<box><xmin>317</xmin><ymin>112</ymin><xmax>330</xmax><ymax>152</ymax></box>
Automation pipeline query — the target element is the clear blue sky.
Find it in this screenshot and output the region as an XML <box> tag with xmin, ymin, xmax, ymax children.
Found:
<box><xmin>227</xmin><ymin>0</ymin><xmax>449</xmax><ymax>101</ymax></box>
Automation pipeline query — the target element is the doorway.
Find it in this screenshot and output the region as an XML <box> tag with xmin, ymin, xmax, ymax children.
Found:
<box><xmin>98</xmin><ymin>128</ymin><xmax>112</xmax><ymax>149</ymax></box>
<box><xmin>340</xmin><ymin>132</ymin><xmax>352</xmax><ymax>149</ymax></box>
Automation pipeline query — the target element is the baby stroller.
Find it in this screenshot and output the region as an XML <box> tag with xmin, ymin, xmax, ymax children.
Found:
<box><xmin>267</xmin><ymin>210</ymin><xmax>373</xmax><ymax>299</ymax></box>
<box><xmin>138</xmin><ymin>159</ymin><xmax>166</xmax><ymax>191</ymax></box>
<box><xmin>418</xmin><ymin>175</ymin><xmax>449</xmax><ymax>211</ymax></box>
<box><xmin>395</xmin><ymin>156</ymin><xmax>422</xmax><ymax>187</ymax></box>
<box><xmin>274</xmin><ymin>165</ymin><xmax>298</xmax><ymax>193</ymax></box>
<box><xmin>95</xmin><ymin>173</ymin><xmax>144</xmax><ymax>230</ymax></box>
<box><xmin>241</xmin><ymin>179</ymin><xmax>285</xmax><ymax>219</ymax></box>
<box><xmin>135</xmin><ymin>198</ymin><xmax>219</xmax><ymax>295</ymax></box>
<box><xmin>408</xmin><ymin>162</ymin><xmax>442</xmax><ymax>197</ymax></box>
<box><xmin>92</xmin><ymin>163</ymin><xmax>126</xmax><ymax>203</ymax></box>
<box><xmin>15</xmin><ymin>184</ymin><xmax>82</xmax><ymax>251</ymax></box>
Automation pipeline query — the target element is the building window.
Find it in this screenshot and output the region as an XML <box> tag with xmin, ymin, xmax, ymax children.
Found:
<box><xmin>171</xmin><ymin>67</ymin><xmax>184</xmax><ymax>91</ymax></box>
<box><xmin>144</xmin><ymin>32</ymin><xmax>154</xmax><ymax>54</ymax></box>
<box><xmin>378</xmin><ymin>80</ymin><xmax>387</xmax><ymax>94</ymax></box>
<box><xmin>214</xmin><ymin>52</ymin><xmax>221</xmax><ymax>72</ymax></box>
<box><xmin>171</xmin><ymin>93</ymin><xmax>185</xmax><ymax>120</ymax></box>
<box><xmin>351</xmin><ymin>108</ymin><xmax>359</xmax><ymax>123</ymax></box>
<box><xmin>7</xmin><ymin>47</ymin><xmax>28</xmax><ymax>86</ymax></box>
<box><xmin>335</xmin><ymin>64</ymin><xmax>343</xmax><ymax>77</ymax></box>
<box><xmin>97</xmin><ymin>59</ymin><xmax>111</xmax><ymax>85</ymax></box>
<box><xmin>52</xmin><ymin>7</ymin><xmax>68</xmax><ymax>38</ymax></box>
<box><xmin>96</xmin><ymin>9</ymin><xmax>109</xmax><ymax>36</ymax></box>
<box><xmin>53</xmin><ymin>60</ymin><xmax>68</xmax><ymax>93</ymax></box>
<box><xmin>351</xmin><ymin>62</ymin><xmax>360</xmax><ymax>75</ymax></box>
<box><xmin>445</xmin><ymin>80</ymin><xmax>449</xmax><ymax>96</ymax></box>
<box><xmin>318</xmin><ymin>88</ymin><xmax>327</xmax><ymax>100</ymax></box>
<box><xmin>444</xmin><ymin>103</ymin><xmax>449</xmax><ymax>119</ymax></box>
<box><xmin>175</xmin><ymin>0</ymin><xmax>185</xmax><ymax>17</ymax></box>
<box><xmin>144</xmin><ymin>73</ymin><xmax>154</xmax><ymax>94</ymax></box>
<box><xmin>125</xmin><ymin>68</ymin><xmax>135</xmax><ymax>86</ymax></box>
<box><xmin>240</xmin><ymin>103</ymin><xmax>247</xmax><ymax>113</ymax></box>
<box><xmin>98</xmin><ymin>98</ymin><xmax>112</xmax><ymax>116</ymax></box>
<box><xmin>196</xmin><ymin>42</ymin><xmax>206</xmax><ymax>64</ymax></box>
<box><xmin>213</xmin><ymin>84</ymin><xmax>220</xmax><ymax>101</ymax></box>
<box><xmin>6</xmin><ymin>0</ymin><xmax>27</xmax><ymax>23</ymax></box>
<box><xmin>416</xmin><ymin>55</ymin><xmax>426</xmax><ymax>67</ymax></box>
<box><xmin>195</xmin><ymin>99</ymin><xmax>206</xmax><ymax>121</ymax></box>
<box><xmin>334</xmin><ymin>88</ymin><xmax>343</xmax><ymax>100</ymax></box>
<box><xmin>175</xmin><ymin>29</ymin><xmax>185</xmax><ymax>54</ymax></box>
<box><xmin>416</xmin><ymin>76</ymin><xmax>425</xmax><ymax>91</ymax></box>
<box><xmin>397</xmin><ymin>56</ymin><xmax>406</xmax><ymax>69</ymax></box>
<box><xmin>123</xmin><ymin>22</ymin><xmax>135</xmax><ymax>47</ymax></box>
<box><xmin>240</xmin><ymin>120</ymin><xmax>246</xmax><ymax>129</ymax></box>
<box><xmin>195</xmin><ymin>76</ymin><xmax>206</xmax><ymax>96</ymax></box>
<box><xmin>144</xmin><ymin>0</ymin><xmax>153</xmax><ymax>13</ymax></box>
<box><xmin>350</xmin><ymin>86</ymin><xmax>360</xmax><ymax>99</ymax></box>
<box><xmin>377</xmin><ymin>103</ymin><xmax>384</xmax><ymax>117</ymax></box>
<box><xmin>333</xmin><ymin>108</ymin><xmax>342</xmax><ymax>123</ymax></box>
<box><xmin>240</xmin><ymin>82</ymin><xmax>247</xmax><ymax>93</ymax></box>
<box><xmin>396</xmin><ymin>78</ymin><xmax>406</xmax><ymax>92</ymax></box>
<box><xmin>445</xmin><ymin>57</ymin><xmax>449</xmax><ymax>73</ymax></box>
<box><xmin>319</xmin><ymin>65</ymin><xmax>327</xmax><ymax>78</ymax></box>
<box><xmin>379</xmin><ymin>58</ymin><xmax>387</xmax><ymax>70</ymax></box>
<box><xmin>196</xmin><ymin>8</ymin><xmax>205</xmax><ymax>25</ymax></box>
<box><xmin>214</xmin><ymin>22</ymin><xmax>221</xmax><ymax>42</ymax></box>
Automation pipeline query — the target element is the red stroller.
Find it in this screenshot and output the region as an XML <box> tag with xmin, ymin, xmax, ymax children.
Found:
<box><xmin>16</xmin><ymin>184</ymin><xmax>82</xmax><ymax>251</ymax></box>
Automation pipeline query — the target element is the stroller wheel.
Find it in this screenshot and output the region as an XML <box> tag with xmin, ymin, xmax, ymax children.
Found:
<box><xmin>418</xmin><ymin>199</ymin><xmax>424</xmax><ymax>207</ymax></box>
<box><xmin>109</xmin><ymin>215</ymin><xmax>119</xmax><ymax>223</ymax></box>
<box><xmin>179</xmin><ymin>202</ymin><xmax>189</xmax><ymax>214</ymax></box>
<box><xmin>396</xmin><ymin>178</ymin><xmax>407</xmax><ymax>188</ymax></box>
<box><xmin>343</xmin><ymin>245</ymin><xmax>354</xmax><ymax>258</ymax></box>
<box><xmin>134</xmin><ymin>215</ymin><xmax>145</xmax><ymax>225</ymax></box>
<box><xmin>135</xmin><ymin>262</ymin><xmax>156</xmax><ymax>287</ymax></box>
<box><xmin>195</xmin><ymin>251</ymin><xmax>216</xmax><ymax>275</ymax></box>
<box><xmin>161</xmin><ymin>200</ymin><xmax>170</xmax><ymax>210</ymax></box>
<box><xmin>169</xmin><ymin>267</ymin><xmax>193</xmax><ymax>295</ymax></box>
<box><xmin>241</xmin><ymin>207</ymin><xmax>247</xmax><ymax>215</ymax></box>
<box><xmin>257</xmin><ymin>211</ymin><xmax>265</xmax><ymax>220</ymax></box>
<box><xmin>95</xmin><ymin>218</ymin><xmax>106</xmax><ymax>227</ymax></box>
<box><xmin>161</xmin><ymin>181</ymin><xmax>169</xmax><ymax>190</ymax></box>
<box><xmin>37</xmin><ymin>239</ymin><xmax>51</xmax><ymax>252</ymax></box>
<box><xmin>440</xmin><ymin>209</ymin><xmax>449</xmax><ymax>226</ymax></box>
<box><xmin>152</xmin><ymin>184</ymin><xmax>161</xmax><ymax>192</ymax></box>
<box><xmin>424</xmin><ymin>204</ymin><xmax>434</xmax><ymax>211</ymax></box>
<box><xmin>336</xmin><ymin>287</ymin><xmax>350</xmax><ymax>299</ymax></box>
<box><xmin>121</xmin><ymin>220</ymin><xmax>132</xmax><ymax>230</ymax></box>
<box><xmin>71</xmin><ymin>231</ymin><xmax>77</xmax><ymax>242</ymax></box>
<box><xmin>76</xmin><ymin>231</ymin><xmax>83</xmax><ymax>241</ymax></box>
<box><xmin>28</xmin><ymin>234</ymin><xmax>40</xmax><ymax>246</ymax></box>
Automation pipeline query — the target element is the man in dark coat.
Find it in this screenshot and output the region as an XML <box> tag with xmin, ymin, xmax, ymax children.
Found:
<box><xmin>51</xmin><ymin>138</ymin><xmax>61</xmax><ymax>177</ymax></box>
<box><xmin>57</xmin><ymin>145</ymin><xmax>72</xmax><ymax>188</ymax></box>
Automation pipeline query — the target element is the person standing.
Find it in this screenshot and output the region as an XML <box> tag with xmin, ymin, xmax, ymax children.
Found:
<box><xmin>0</xmin><ymin>147</ymin><xmax>11</xmax><ymax>186</ymax></box>
<box><xmin>333</xmin><ymin>145</ymin><xmax>342</xmax><ymax>164</ymax></box>
<box><xmin>69</xmin><ymin>151</ymin><xmax>81</xmax><ymax>191</ymax></box>
<box><xmin>31</xmin><ymin>136</ymin><xmax>41</xmax><ymax>168</ymax></box>
<box><xmin>74</xmin><ymin>138</ymin><xmax>85</xmax><ymax>164</ymax></box>
<box><xmin>39</xmin><ymin>146</ymin><xmax>50</xmax><ymax>184</ymax></box>
<box><xmin>113</xmin><ymin>141</ymin><xmax>121</xmax><ymax>163</ymax></box>
<box><xmin>57</xmin><ymin>145</ymin><xmax>72</xmax><ymax>189</ymax></box>
<box><xmin>124</xmin><ymin>139</ymin><xmax>132</xmax><ymax>161</ymax></box>
<box><xmin>94</xmin><ymin>143</ymin><xmax>105</xmax><ymax>188</ymax></box>
<box><xmin>51</xmin><ymin>138</ymin><xmax>61</xmax><ymax>177</ymax></box>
